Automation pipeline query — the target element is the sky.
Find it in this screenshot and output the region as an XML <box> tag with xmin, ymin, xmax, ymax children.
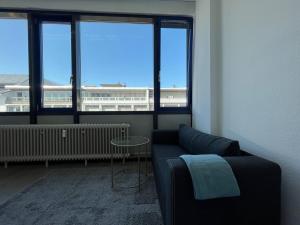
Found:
<box><xmin>0</xmin><ymin>18</ymin><xmax>187</xmax><ymax>88</ymax></box>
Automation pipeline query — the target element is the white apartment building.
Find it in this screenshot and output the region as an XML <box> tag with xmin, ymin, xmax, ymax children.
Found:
<box><xmin>0</xmin><ymin>75</ymin><xmax>187</xmax><ymax>112</ymax></box>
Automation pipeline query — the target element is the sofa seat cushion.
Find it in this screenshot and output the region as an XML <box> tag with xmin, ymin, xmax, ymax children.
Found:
<box><xmin>152</xmin><ymin>144</ymin><xmax>186</xmax><ymax>161</ymax></box>
<box><xmin>179</xmin><ymin>124</ymin><xmax>240</xmax><ymax>156</ymax></box>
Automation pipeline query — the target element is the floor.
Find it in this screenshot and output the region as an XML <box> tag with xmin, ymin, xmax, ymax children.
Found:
<box><xmin>0</xmin><ymin>161</ymin><xmax>162</xmax><ymax>225</ymax></box>
<box><xmin>0</xmin><ymin>164</ymin><xmax>48</xmax><ymax>205</ymax></box>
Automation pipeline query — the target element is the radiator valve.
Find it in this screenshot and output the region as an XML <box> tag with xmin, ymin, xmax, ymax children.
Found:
<box><xmin>62</xmin><ymin>129</ymin><xmax>67</xmax><ymax>138</ymax></box>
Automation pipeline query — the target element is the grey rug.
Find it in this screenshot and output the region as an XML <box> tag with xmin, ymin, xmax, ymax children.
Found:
<box><xmin>0</xmin><ymin>163</ymin><xmax>163</xmax><ymax>225</ymax></box>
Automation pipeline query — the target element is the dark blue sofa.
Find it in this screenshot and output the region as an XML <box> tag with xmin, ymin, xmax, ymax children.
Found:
<box><xmin>151</xmin><ymin>125</ymin><xmax>281</xmax><ymax>225</ymax></box>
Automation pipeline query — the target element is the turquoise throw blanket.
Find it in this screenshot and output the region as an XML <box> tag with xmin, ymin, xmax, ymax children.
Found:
<box><xmin>180</xmin><ymin>154</ymin><xmax>240</xmax><ymax>200</ymax></box>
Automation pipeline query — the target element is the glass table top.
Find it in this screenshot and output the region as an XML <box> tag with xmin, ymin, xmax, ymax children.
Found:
<box><xmin>111</xmin><ymin>136</ymin><xmax>150</xmax><ymax>147</ymax></box>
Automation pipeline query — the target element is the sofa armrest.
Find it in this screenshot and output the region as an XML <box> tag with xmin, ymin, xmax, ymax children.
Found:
<box><xmin>224</xmin><ymin>156</ymin><xmax>281</xmax><ymax>225</ymax></box>
<box><xmin>162</xmin><ymin>156</ymin><xmax>281</xmax><ymax>225</ymax></box>
<box><xmin>152</xmin><ymin>129</ymin><xmax>179</xmax><ymax>145</ymax></box>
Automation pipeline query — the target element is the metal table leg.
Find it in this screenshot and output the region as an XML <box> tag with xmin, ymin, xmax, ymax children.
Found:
<box><xmin>111</xmin><ymin>146</ymin><xmax>114</xmax><ymax>188</ymax></box>
<box><xmin>138</xmin><ymin>145</ymin><xmax>141</xmax><ymax>192</ymax></box>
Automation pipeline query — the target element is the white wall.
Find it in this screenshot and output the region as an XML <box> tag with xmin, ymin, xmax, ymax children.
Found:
<box><xmin>158</xmin><ymin>114</ymin><xmax>191</xmax><ymax>130</ymax></box>
<box><xmin>193</xmin><ymin>1</ymin><xmax>300</xmax><ymax>225</ymax></box>
<box><xmin>37</xmin><ymin>115</ymin><xmax>74</xmax><ymax>124</ymax></box>
<box><xmin>192</xmin><ymin>0</ymin><xmax>212</xmax><ymax>133</ymax></box>
<box><xmin>0</xmin><ymin>0</ymin><xmax>195</xmax><ymax>16</ymax></box>
<box><xmin>81</xmin><ymin>115</ymin><xmax>153</xmax><ymax>138</ymax></box>
<box><xmin>0</xmin><ymin>116</ymin><xmax>30</xmax><ymax>124</ymax></box>
<box><xmin>193</xmin><ymin>0</ymin><xmax>220</xmax><ymax>134</ymax></box>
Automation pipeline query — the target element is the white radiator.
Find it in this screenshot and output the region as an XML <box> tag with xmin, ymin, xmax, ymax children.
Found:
<box><xmin>0</xmin><ymin>123</ymin><xmax>130</xmax><ymax>167</ymax></box>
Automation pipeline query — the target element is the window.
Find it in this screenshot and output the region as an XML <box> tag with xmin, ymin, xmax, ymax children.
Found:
<box><xmin>79</xmin><ymin>17</ymin><xmax>154</xmax><ymax>111</ymax></box>
<box><xmin>159</xmin><ymin>21</ymin><xmax>190</xmax><ymax>108</ymax></box>
<box><xmin>40</xmin><ymin>20</ymin><xmax>73</xmax><ymax>109</ymax></box>
<box><xmin>0</xmin><ymin>13</ymin><xmax>29</xmax><ymax>112</ymax></box>
<box><xmin>0</xmin><ymin>11</ymin><xmax>192</xmax><ymax>116</ymax></box>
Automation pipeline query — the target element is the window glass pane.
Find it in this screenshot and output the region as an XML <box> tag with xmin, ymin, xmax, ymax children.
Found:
<box><xmin>79</xmin><ymin>20</ymin><xmax>154</xmax><ymax>111</ymax></box>
<box><xmin>0</xmin><ymin>13</ymin><xmax>29</xmax><ymax>112</ymax></box>
<box><xmin>160</xmin><ymin>28</ymin><xmax>188</xmax><ymax>108</ymax></box>
<box><xmin>41</xmin><ymin>22</ymin><xmax>72</xmax><ymax>108</ymax></box>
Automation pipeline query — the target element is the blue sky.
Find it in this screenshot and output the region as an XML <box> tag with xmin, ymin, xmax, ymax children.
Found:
<box><xmin>0</xmin><ymin>19</ymin><xmax>187</xmax><ymax>88</ymax></box>
<box><xmin>0</xmin><ymin>19</ymin><xmax>29</xmax><ymax>75</ymax></box>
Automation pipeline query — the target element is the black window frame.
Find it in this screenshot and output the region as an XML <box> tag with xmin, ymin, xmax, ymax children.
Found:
<box><xmin>0</xmin><ymin>12</ymin><xmax>31</xmax><ymax>116</ymax></box>
<box><xmin>0</xmin><ymin>8</ymin><xmax>193</xmax><ymax>122</ymax></box>
<box><xmin>156</xmin><ymin>17</ymin><xmax>193</xmax><ymax>114</ymax></box>
<box><xmin>77</xmin><ymin>15</ymin><xmax>155</xmax><ymax>113</ymax></box>
<box><xmin>33</xmin><ymin>14</ymin><xmax>78</xmax><ymax>114</ymax></box>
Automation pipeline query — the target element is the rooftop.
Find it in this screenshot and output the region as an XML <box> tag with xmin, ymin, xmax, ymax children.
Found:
<box><xmin>0</xmin><ymin>74</ymin><xmax>58</xmax><ymax>86</ymax></box>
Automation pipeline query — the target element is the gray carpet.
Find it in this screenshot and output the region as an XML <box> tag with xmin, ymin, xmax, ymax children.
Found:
<box><xmin>0</xmin><ymin>163</ymin><xmax>163</xmax><ymax>225</ymax></box>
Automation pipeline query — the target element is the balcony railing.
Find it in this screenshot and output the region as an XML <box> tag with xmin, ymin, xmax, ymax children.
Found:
<box><xmin>5</xmin><ymin>97</ymin><xmax>30</xmax><ymax>104</ymax></box>
<box><xmin>44</xmin><ymin>97</ymin><xmax>72</xmax><ymax>102</ymax></box>
<box><xmin>5</xmin><ymin>96</ymin><xmax>187</xmax><ymax>105</ymax></box>
<box><xmin>5</xmin><ymin>97</ymin><xmax>72</xmax><ymax>104</ymax></box>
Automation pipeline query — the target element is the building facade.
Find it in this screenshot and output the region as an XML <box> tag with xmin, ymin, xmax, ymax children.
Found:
<box><xmin>0</xmin><ymin>75</ymin><xmax>187</xmax><ymax>112</ymax></box>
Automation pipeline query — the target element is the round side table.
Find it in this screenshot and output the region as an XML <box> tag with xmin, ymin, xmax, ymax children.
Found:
<box><xmin>110</xmin><ymin>136</ymin><xmax>150</xmax><ymax>191</ymax></box>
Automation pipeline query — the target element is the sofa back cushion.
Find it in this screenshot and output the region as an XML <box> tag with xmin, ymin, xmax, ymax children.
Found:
<box><xmin>178</xmin><ymin>124</ymin><xmax>240</xmax><ymax>156</ymax></box>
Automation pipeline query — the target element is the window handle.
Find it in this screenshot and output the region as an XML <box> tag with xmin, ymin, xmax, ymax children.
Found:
<box><xmin>158</xmin><ymin>71</ymin><xmax>161</xmax><ymax>83</ymax></box>
<box><xmin>70</xmin><ymin>75</ymin><xmax>74</xmax><ymax>85</ymax></box>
